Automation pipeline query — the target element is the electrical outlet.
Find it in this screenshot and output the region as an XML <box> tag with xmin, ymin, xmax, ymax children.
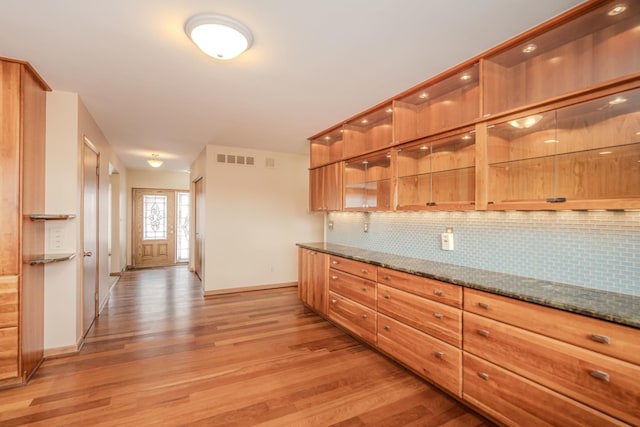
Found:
<box><xmin>441</xmin><ymin>232</ymin><xmax>454</xmax><ymax>251</ymax></box>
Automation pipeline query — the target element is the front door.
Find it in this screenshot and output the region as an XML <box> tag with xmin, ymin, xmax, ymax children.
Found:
<box><xmin>133</xmin><ymin>189</ymin><xmax>176</xmax><ymax>267</ymax></box>
<box><xmin>82</xmin><ymin>138</ymin><xmax>99</xmax><ymax>337</ymax></box>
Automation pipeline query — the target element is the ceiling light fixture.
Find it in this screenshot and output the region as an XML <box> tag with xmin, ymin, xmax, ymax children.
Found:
<box><xmin>522</xmin><ymin>43</ymin><xmax>538</xmax><ymax>53</ymax></box>
<box><xmin>185</xmin><ymin>14</ymin><xmax>253</xmax><ymax>60</ymax></box>
<box><xmin>607</xmin><ymin>4</ymin><xmax>627</xmax><ymax>16</ymax></box>
<box><xmin>508</xmin><ymin>114</ymin><xmax>543</xmax><ymax>129</ymax></box>
<box><xmin>147</xmin><ymin>154</ymin><xmax>163</xmax><ymax>168</ymax></box>
<box><xmin>460</xmin><ymin>73</ymin><xmax>472</xmax><ymax>81</ymax></box>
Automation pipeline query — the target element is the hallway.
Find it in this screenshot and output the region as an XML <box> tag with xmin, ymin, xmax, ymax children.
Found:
<box><xmin>0</xmin><ymin>267</ymin><xmax>490</xmax><ymax>426</ymax></box>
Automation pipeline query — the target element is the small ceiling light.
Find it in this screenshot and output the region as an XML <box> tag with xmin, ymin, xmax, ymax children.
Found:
<box><xmin>361</xmin><ymin>119</ymin><xmax>369</xmax><ymax>124</ymax></box>
<box><xmin>522</xmin><ymin>43</ymin><xmax>538</xmax><ymax>53</ymax></box>
<box><xmin>147</xmin><ymin>154</ymin><xmax>163</xmax><ymax>168</ymax></box>
<box><xmin>324</xmin><ymin>136</ymin><xmax>331</xmax><ymax>140</ymax></box>
<box><xmin>185</xmin><ymin>14</ymin><xmax>253</xmax><ymax>60</ymax></box>
<box><xmin>544</xmin><ymin>139</ymin><xmax>559</xmax><ymax>144</ymax></box>
<box><xmin>608</xmin><ymin>4</ymin><xmax>627</xmax><ymax>16</ymax></box>
<box><xmin>460</xmin><ymin>73</ymin><xmax>472</xmax><ymax>81</ymax></box>
<box><xmin>386</xmin><ymin>108</ymin><xmax>393</xmax><ymax>113</ymax></box>
<box><xmin>420</xmin><ymin>145</ymin><xmax>428</xmax><ymax>150</ymax></box>
<box><xmin>608</xmin><ymin>96</ymin><xmax>627</xmax><ymax>105</ymax></box>
<box><xmin>461</xmin><ymin>134</ymin><xmax>472</xmax><ymax>140</ymax></box>
<box><xmin>509</xmin><ymin>114</ymin><xmax>543</xmax><ymax>129</ymax></box>
<box><xmin>419</xmin><ymin>92</ymin><xmax>429</xmax><ymax>99</ymax></box>
<box><xmin>599</xmin><ymin>151</ymin><xmax>613</xmax><ymax>155</ymax></box>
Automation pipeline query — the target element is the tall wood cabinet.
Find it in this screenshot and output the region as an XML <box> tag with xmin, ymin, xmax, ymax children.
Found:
<box><xmin>0</xmin><ymin>57</ymin><xmax>50</xmax><ymax>388</ymax></box>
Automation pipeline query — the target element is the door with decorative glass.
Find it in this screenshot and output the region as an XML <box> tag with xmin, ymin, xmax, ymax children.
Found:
<box><xmin>133</xmin><ymin>188</ymin><xmax>184</xmax><ymax>267</ymax></box>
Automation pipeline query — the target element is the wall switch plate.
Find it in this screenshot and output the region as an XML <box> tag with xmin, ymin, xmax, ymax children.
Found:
<box><xmin>441</xmin><ymin>232</ymin><xmax>454</xmax><ymax>251</ymax></box>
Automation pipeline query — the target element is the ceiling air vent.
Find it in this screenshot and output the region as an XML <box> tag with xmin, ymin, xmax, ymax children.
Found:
<box><xmin>216</xmin><ymin>154</ymin><xmax>255</xmax><ymax>166</ymax></box>
<box><xmin>265</xmin><ymin>158</ymin><xmax>275</xmax><ymax>168</ymax></box>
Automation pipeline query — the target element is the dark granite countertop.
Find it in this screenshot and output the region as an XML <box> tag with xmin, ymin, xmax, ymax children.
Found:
<box><xmin>297</xmin><ymin>242</ymin><xmax>640</xmax><ymax>330</ymax></box>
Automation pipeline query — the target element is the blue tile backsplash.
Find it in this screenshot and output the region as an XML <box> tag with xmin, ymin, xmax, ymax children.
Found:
<box><xmin>326</xmin><ymin>210</ymin><xmax>640</xmax><ymax>296</ymax></box>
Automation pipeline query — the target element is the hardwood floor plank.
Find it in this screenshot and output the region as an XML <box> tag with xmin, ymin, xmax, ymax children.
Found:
<box><xmin>0</xmin><ymin>266</ymin><xmax>492</xmax><ymax>426</ymax></box>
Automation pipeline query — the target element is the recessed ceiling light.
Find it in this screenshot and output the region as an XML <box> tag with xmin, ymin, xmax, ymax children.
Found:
<box><xmin>386</xmin><ymin>108</ymin><xmax>393</xmax><ymax>113</ymax></box>
<box><xmin>508</xmin><ymin>114</ymin><xmax>543</xmax><ymax>129</ymax></box>
<box><xmin>522</xmin><ymin>43</ymin><xmax>538</xmax><ymax>53</ymax></box>
<box><xmin>419</xmin><ymin>92</ymin><xmax>429</xmax><ymax>99</ymax></box>
<box><xmin>608</xmin><ymin>4</ymin><xmax>627</xmax><ymax>16</ymax></box>
<box><xmin>361</xmin><ymin>119</ymin><xmax>369</xmax><ymax>124</ymax></box>
<box><xmin>461</xmin><ymin>134</ymin><xmax>472</xmax><ymax>140</ymax></box>
<box><xmin>185</xmin><ymin>14</ymin><xmax>253</xmax><ymax>60</ymax></box>
<box><xmin>362</xmin><ymin>160</ymin><xmax>369</xmax><ymax>165</ymax></box>
<box><xmin>460</xmin><ymin>73</ymin><xmax>472</xmax><ymax>81</ymax></box>
<box><xmin>420</xmin><ymin>145</ymin><xmax>428</xmax><ymax>150</ymax></box>
<box><xmin>324</xmin><ymin>136</ymin><xmax>331</xmax><ymax>140</ymax></box>
<box><xmin>608</xmin><ymin>96</ymin><xmax>627</xmax><ymax>105</ymax></box>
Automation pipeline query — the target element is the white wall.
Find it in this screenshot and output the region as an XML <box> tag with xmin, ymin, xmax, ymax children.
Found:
<box><xmin>43</xmin><ymin>90</ymin><xmax>128</xmax><ymax>353</ymax></box>
<box><xmin>125</xmin><ymin>170</ymin><xmax>190</xmax><ymax>267</ymax></box>
<box><xmin>191</xmin><ymin>145</ymin><xmax>323</xmax><ymax>293</ymax></box>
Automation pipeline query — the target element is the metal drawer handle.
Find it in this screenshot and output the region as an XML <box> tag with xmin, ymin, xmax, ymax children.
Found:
<box><xmin>331</xmin><ymin>260</ymin><xmax>338</xmax><ymax>265</ymax></box>
<box><xmin>591</xmin><ymin>334</ymin><xmax>611</xmax><ymax>345</ymax></box>
<box><xmin>383</xmin><ymin>325</ymin><xmax>390</xmax><ymax>331</ymax></box>
<box><xmin>331</xmin><ymin>299</ymin><xmax>337</xmax><ymax>304</ymax></box>
<box><xmin>433</xmin><ymin>289</ymin><xmax>443</xmax><ymax>296</ymax></box>
<box><xmin>331</xmin><ymin>276</ymin><xmax>338</xmax><ymax>280</ymax></box>
<box><xmin>383</xmin><ymin>294</ymin><xmax>390</xmax><ymax>299</ymax></box>
<box><xmin>434</xmin><ymin>351</ymin><xmax>444</xmax><ymax>359</ymax></box>
<box><xmin>361</xmin><ymin>313</ymin><xmax>368</xmax><ymax>319</ymax></box>
<box><xmin>361</xmin><ymin>287</ymin><xmax>367</xmax><ymax>292</ymax></box>
<box><xmin>477</xmin><ymin>372</ymin><xmax>489</xmax><ymax>381</ymax></box>
<box><xmin>361</xmin><ymin>268</ymin><xmax>368</xmax><ymax>274</ymax></box>
<box><xmin>383</xmin><ymin>275</ymin><xmax>390</xmax><ymax>281</ymax></box>
<box><xmin>478</xmin><ymin>302</ymin><xmax>490</xmax><ymax>309</ymax></box>
<box><xmin>477</xmin><ymin>329</ymin><xmax>490</xmax><ymax>338</ymax></box>
<box><xmin>590</xmin><ymin>370</ymin><xmax>610</xmax><ymax>382</ymax></box>
<box><xmin>434</xmin><ymin>313</ymin><xmax>443</xmax><ymax>319</ymax></box>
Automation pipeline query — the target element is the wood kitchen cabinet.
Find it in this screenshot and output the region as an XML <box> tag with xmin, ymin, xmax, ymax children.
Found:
<box><xmin>464</xmin><ymin>288</ymin><xmax>640</xmax><ymax>426</ymax></box>
<box><xmin>309</xmin><ymin>162</ymin><xmax>342</xmax><ymax>212</ymax></box>
<box><xmin>309</xmin><ymin>127</ymin><xmax>343</xmax><ymax>169</ymax></box>
<box><xmin>0</xmin><ymin>57</ymin><xmax>49</xmax><ymax>388</ymax></box>
<box><xmin>342</xmin><ymin>104</ymin><xmax>393</xmax><ymax>159</ymax></box>
<box><xmin>297</xmin><ymin>248</ymin><xmax>328</xmax><ymax>315</ymax></box>
<box><xmin>343</xmin><ymin>151</ymin><xmax>392</xmax><ymax>211</ymax></box>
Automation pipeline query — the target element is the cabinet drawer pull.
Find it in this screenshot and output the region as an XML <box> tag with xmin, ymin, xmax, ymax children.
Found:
<box><xmin>478</xmin><ymin>302</ymin><xmax>490</xmax><ymax>309</ymax></box>
<box><xmin>361</xmin><ymin>268</ymin><xmax>368</xmax><ymax>274</ymax></box>
<box><xmin>331</xmin><ymin>260</ymin><xmax>338</xmax><ymax>265</ymax></box>
<box><xmin>361</xmin><ymin>313</ymin><xmax>368</xmax><ymax>319</ymax></box>
<box><xmin>434</xmin><ymin>351</ymin><xmax>444</xmax><ymax>359</ymax></box>
<box><xmin>383</xmin><ymin>325</ymin><xmax>390</xmax><ymax>331</ymax></box>
<box><xmin>383</xmin><ymin>275</ymin><xmax>390</xmax><ymax>281</ymax></box>
<box><xmin>383</xmin><ymin>294</ymin><xmax>390</xmax><ymax>299</ymax></box>
<box><xmin>433</xmin><ymin>289</ymin><xmax>443</xmax><ymax>296</ymax></box>
<box><xmin>434</xmin><ymin>313</ymin><xmax>443</xmax><ymax>319</ymax></box>
<box><xmin>590</xmin><ymin>370</ymin><xmax>610</xmax><ymax>382</ymax></box>
<box><xmin>477</xmin><ymin>372</ymin><xmax>489</xmax><ymax>381</ymax></box>
<box><xmin>477</xmin><ymin>329</ymin><xmax>490</xmax><ymax>337</ymax></box>
<box><xmin>331</xmin><ymin>299</ymin><xmax>337</xmax><ymax>304</ymax></box>
<box><xmin>591</xmin><ymin>334</ymin><xmax>611</xmax><ymax>345</ymax></box>
<box><xmin>331</xmin><ymin>276</ymin><xmax>338</xmax><ymax>280</ymax></box>
<box><xmin>361</xmin><ymin>287</ymin><xmax>367</xmax><ymax>292</ymax></box>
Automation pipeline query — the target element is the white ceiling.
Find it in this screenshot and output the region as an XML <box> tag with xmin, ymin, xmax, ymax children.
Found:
<box><xmin>0</xmin><ymin>0</ymin><xmax>585</xmax><ymax>172</ymax></box>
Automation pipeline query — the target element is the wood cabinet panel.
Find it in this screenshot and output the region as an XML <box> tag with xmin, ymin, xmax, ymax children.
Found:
<box><xmin>328</xmin><ymin>269</ymin><xmax>376</xmax><ymax>309</ymax></box>
<box><xmin>328</xmin><ymin>291</ymin><xmax>376</xmax><ymax>344</ymax></box>
<box><xmin>464</xmin><ymin>288</ymin><xmax>640</xmax><ymax>366</ymax></box>
<box><xmin>378</xmin><ymin>314</ymin><xmax>461</xmax><ymax>397</ymax></box>
<box><xmin>298</xmin><ymin>249</ymin><xmax>328</xmax><ymax>315</ymax></box>
<box><xmin>464</xmin><ymin>353</ymin><xmax>628</xmax><ymax>427</ymax></box>
<box><xmin>377</xmin><ymin>284</ymin><xmax>461</xmax><ymax>347</ymax></box>
<box><xmin>329</xmin><ymin>256</ymin><xmax>377</xmax><ymax>282</ymax></box>
<box><xmin>377</xmin><ymin>267</ymin><xmax>461</xmax><ymax>308</ymax></box>
<box><xmin>0</xmin><ymin>276</ymin><xmax>18</xmax><ymax>328</ymax></box>
<box><xmin>0</xmin><ymin>327</ymin><xmax>18</xmax><ymax>380</ymax></box>
<box><xmin>464</xmin><ymin>312</ymin><xmax>640</xmax><ymax>425</ymax></box>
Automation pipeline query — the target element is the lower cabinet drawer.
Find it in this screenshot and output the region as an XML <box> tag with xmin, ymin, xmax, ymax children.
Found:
<box><xmin>464</xmin><ymin>312</ymin><xmax>640</xmax><ymax>426</ymax></box>
<box><xmin>463</xmin><ymin>353</ymin><xmax>628</xmax><ymax>427</ymax></box>
<box><xmin>0</xmin><ymin>327</ymin><xmax>18</xmax><ymax>380</ymax></box>
<box><xmin>329</xmin><ymin>269</ymin><xmax>376</xmax><ymax>309</ymax></box>
<box><xmin>328</xmin><ymin>291</ymin><xmax>376</xmax><ymax>344</ymax></box>
<box><xmin>378</xmin><ymin>284</ymin><xmax>461</xmax><ymax>347</ymax></box>
<box><xmin>378</xmin><ymin>314</ymin><xmax>461</xmax><ymax>397</ymax></box>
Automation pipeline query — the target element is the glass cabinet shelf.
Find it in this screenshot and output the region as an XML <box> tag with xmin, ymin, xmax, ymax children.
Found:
<box><xmin>309</xmin><ymin>128</ymin><xmax>344</xmax><ymax>168</ymax></box>
<box><xmin>343</xmin><ymin>104</ymin><xmax>393</xmax><ymax>159</ymax></box>
<box><xmin>483</xmin><ymin>1</ymin><xmax>640</xmax><ymax>116</ymax></box>
<box><xmin>487</xmin><ymin>87</ymin><xmax>640</xmax><ymax>208</ymax></box>
<box><xmin>395</xmin><ymin>63</ymin><xmax>479</xmax><ymax>143</ymax></box>
<box><xmin>396</xmin><ymin>128</ymin><xmax>476</xmax><ymax>210</ymax></box>
<box><xmin>344</xmin><ymin>151</ymin><xmax>392</xmax><ymax>211</ymax></box>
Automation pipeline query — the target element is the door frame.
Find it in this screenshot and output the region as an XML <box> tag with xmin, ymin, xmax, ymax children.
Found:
<box><xmin>81</xmin><ymin>136</ymin><xmax>99</xmax><ymax>337</ymax></box>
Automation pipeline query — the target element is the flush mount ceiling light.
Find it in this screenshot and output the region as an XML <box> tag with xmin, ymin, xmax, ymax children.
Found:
<box><xmin>508</xmin><ymin>114</ymin><xmax>543</xmax><ymax>129</ymax></box>
<box><xmin>147</xmin><ymin>154</ymin><xmax>163</xmax><ymax>168</ymax></box>
<box><xmin>185</xmin><ymin>14</ymin><xmax>253</xmax><ymax>60</ymax></box>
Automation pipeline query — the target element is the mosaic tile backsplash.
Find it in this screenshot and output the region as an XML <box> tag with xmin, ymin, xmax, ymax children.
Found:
<box><xmin>326</xmin><ymin>210</ymin><xmax>640</xmax><ymax>296</ymax></box>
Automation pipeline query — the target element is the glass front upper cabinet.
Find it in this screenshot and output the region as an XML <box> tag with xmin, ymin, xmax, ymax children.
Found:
<box><xmin>487</xmin><ymin>86</ymin><xmax>640</xmax><ymax>209</ymax></box>
<box><xmin>483</xmin><ymin>0</ymin><xmax>640</xmax><ymax>116</ymax></box>
<box><xmin>309</xmin><ymin>127</ymin><xmax>344</xmax><ymax>168</ymax></box>
<box><xmin>343</xmin><ymin>151</ymin><xmax>392</xmax><ymax>211</ymax></box>
<box><xmin>396</xmin><ymin>127</ymin><xmax>476</xmax><ymax>210</ymax></box>
<box><xmin>395</xmin><ymin>64</ymin><xmax>479</xmax><ymax>143</ymax></box>
<box><xmin>342</xmin><ymin>104</ymin><xmax>393</xmax><ymax>159</ymax></box>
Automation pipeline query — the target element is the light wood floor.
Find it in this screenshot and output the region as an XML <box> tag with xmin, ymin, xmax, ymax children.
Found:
<box><xmin>0</xmin><ymin>266</ymin><xmax>492</xmax><ymax>426</ymax></box>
